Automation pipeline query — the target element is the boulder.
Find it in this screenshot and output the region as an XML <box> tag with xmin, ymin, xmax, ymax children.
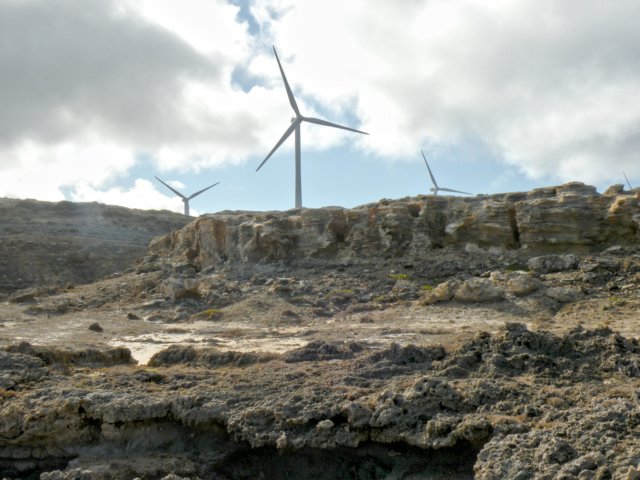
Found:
<box><xmin>420</xmin><ymin>280</ymin><xmax>459</xmax><ymax>305</ymax></box>
<box><xmin>527</xmin><ymin>254</ymin><xmax>578</xmax><ymax>273</ymax></box>
<box><xmin>454</xmin><ymin>278</ymin><xmax>505</xmax><ymax>303</ymax></box>
<box><xmin>506</xmin><ymin>273</ymin><xmax>544</xmax><ymax>296</ymax></box>
<box><xmin>544</xmin><ymin>286</ymin><xmax>580</xmax><ymax>303</ymax></box>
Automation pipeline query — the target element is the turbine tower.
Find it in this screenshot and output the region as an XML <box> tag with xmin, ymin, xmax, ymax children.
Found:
<box><xmin>256</xmin><ymin>46</ymin><xmax>369</xmax><ymax>209</ymax></box>
<box><xmin>623</xmin><ymin>172</ymin><xmax>633</xmax><ymax>190</ymax></box>
<box><xmin>421</xmin><ymin>150</ymin><xmax>472</xmax><ymax>196</ymax></box>
<box><xmin>154</xmin><ymin>176</ymin><xmax>219</xmax><ymax>216</ymax></box>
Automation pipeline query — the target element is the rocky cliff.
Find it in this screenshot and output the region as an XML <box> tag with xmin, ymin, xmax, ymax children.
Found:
<box><xmin>146</xmin><ymin>183</ymin><xmax>640</xmax><ymax>270</ymax></box>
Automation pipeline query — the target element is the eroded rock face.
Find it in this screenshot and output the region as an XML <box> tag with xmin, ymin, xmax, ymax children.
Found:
<box><xmin>2</xmin><ymin>325</ymin><xmax>640</xmax><ymax>479</ymax></box>
<box><xmin>145</xmin><ymin>183</ymin><xmax>640</xmax><ymax>270</ymax></box>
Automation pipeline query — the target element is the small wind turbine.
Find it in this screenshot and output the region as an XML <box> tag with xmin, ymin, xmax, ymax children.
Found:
<box><xmin>256</xmin><ymin>46</ymin><xmax>369</xmax><ymax>209</ymax></box>
<box><xmin>623</xmin><ymin>172</ymin><xmax>633</xmax><ymax>190</ymax></box>
<box><xmin>154</xmin><ymin>176</ymin><xmax>219</xmax><ymax>216</ymax></box>
<box><xmin>421</xmin><ymin>150</ymin><xmax>471</xmax><ymax>196</ymax></box>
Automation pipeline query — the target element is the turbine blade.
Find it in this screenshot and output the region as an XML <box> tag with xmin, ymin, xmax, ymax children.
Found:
<box><xmin>302</xmin><ymin>116</ymin><xmax>369</xmax><ymax>135</ymax></box>
<box><xmin>273</xmin><ymin>46</ymin><xmax>300</xmax><ymax>117</ymax></box>
<box><xmin>439</xmin><ymin>187</ymin><xmax>472</xmax><ymax>195</ymax></box>
<box><xmin>188</xmin><ymin>182</ymin><xmax>220</xmax><ymax>200</ymax></box>
<box><xmin>154</xmin><ymin>176</ymin><xmax>186</xmax><ymax>199</ymax></box>
<box><xmin>623</xmin><ymin>171</ymin><xmax>632</xmax><ymax>190</ymax></box>
<box><xmin>256</xmin><ymin>121</ymin><xmax>298</xmax><ymax>172</ymax></box>
<box><xmin>421</xmin><ymin>150</ymin><xmax>438</xmax><ymax>189</ymax></box>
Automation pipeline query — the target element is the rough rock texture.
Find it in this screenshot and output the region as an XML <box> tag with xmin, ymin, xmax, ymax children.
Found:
<box><xmin>2</xmin><ymin>325</ymin><xmax>640</xmax><ymax>479</ymax></box>
<box><xmin>2</xmin><ymin>184</ymin><xmax>640</xmax><ymax>479</ymax></box>
<box><xmin>0</xmin><ymin>198</ymin><xmax>189</xmax><ymax>294</ymax></box>
<box><xmin>145</xmin><ymin>183</ymin><xmax>640</xmax><ymax>271</ymax></box>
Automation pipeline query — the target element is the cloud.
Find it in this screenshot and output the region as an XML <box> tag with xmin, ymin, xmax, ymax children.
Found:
<box><xmin>249</xmin><ymin>0</ymin><xmax>640</xmax><ymax>183</ymax></box>
<box><xmin>0</xmin><ymin>0</ymin><xmax>283</xmax><ymax>198</ymax></box>
<box><xmin>70</xmin><ymin>178</ymin><xmax>190</xmax><ymax>214</ymax></box>
<box><xmin>0</xmin><ymin>0</ymin><xmax>220</xmax><ymax>149</ymax></box>
<box><xmin>1</xmin><ymin>0</ymin><xmax>639</xmax><ymax>207</ymax></box>
<box><xmin>0</xmin><ymin>140</ymin><xmax>135</xmax><ymax>201</ymax></box>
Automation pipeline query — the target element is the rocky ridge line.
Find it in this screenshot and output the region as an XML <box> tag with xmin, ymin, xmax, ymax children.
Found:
<box><xmin>145</xmin><ymin>183</ymin><xmax>640</xmax><ymax>271</ymax></box>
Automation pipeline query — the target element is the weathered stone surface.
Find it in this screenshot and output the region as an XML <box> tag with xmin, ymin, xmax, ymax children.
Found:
<box><xmin>3</xmin><ymin>325</ymin><xmax>640</xmax><ymax>479</ymax></box>
<box><xmin>420</xmin><ymin>280</ymin><xmax>459</xmax><ymax>305</ymax></box>
<box><xmin>454</xmin><ymin>278</ymin><xmax>505</xmax><ymax>303</ymax></box>
<box><xmin>144</xmin><ymin>183</ymin><xmax>640</xmax><ymax>270</ymax></box>
<box><xmin>545</xmin><ymin>286</ymin><xmax>581</xmax><ymax>303</ymax></box>
<box><xmin>516</xmin><ymin>184</ymin><xmax>639</xmax><ymax>250</ymax></box>
<box><xmin>527</xmin><ymin>254</ymin><xmax>579</xmax><ymax>273</ymax></box>
<box><xmin>505</xmin><ymin>272</ymin><xmax>543</xmax><ymax>296</ymax></box>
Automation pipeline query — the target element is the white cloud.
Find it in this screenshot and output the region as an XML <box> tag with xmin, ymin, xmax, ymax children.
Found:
<box><xmin>2</xmin><ymin>0</ymin><xmax>640</xmax><ymax>209</ymax></box>
<box><xmin>70</xmin><ymin>178</ymin><xmax>193</xmax><ymax>214</ymax></box>
<box><xmin>0</xmin><ymin>140</ymin><xmax>134</xmax><ymax>201</ymax></box>
<box><xmin>123</xmin><ymin>0</ymin><xmax>250</xmax><ymax>61</ymax></box>
<box><xmin>249</xmin><ymin>0</ymin><xmax>640</xmax><ymax>183</ymax></box>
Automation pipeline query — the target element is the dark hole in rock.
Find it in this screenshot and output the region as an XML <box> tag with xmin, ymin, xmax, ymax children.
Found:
<box><xmin>407</xmin><ymin>203</ymin><xmax>422</xmax><ymax>218</ymax></box>
<box><xmin>8</xmin><ymin>424</ymin><xmax>481</xmax><ymax>480</ymax></box>
<box><xmin>218</xmin><ymin>441</ymin><xmax>480</xmax><ymax>480</ymax></box>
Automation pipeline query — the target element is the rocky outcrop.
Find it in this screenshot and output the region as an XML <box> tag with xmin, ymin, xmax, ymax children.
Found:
<box><xmin>2</xmin><ymin>325</ymin><xmax>640</xmax><ymax>479</ymax></box>
<box><xmin>145</xmin><ymin>183</ymin><xmax>640</xmax><ymax>271</ymax></box>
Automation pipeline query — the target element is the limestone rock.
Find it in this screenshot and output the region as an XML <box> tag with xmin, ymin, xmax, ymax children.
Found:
<box><xmin>505</xmin><ymin>272</ymin><xmax>543</xmax><ymax>296</ymax></box>
<box><xmin>527</xmin><ymin>254</ymin><xmax>578</xmax><ymax>273</ymax></box>
<box><xmin>454</xmin><ymin>278</ymin><xmax>505</xmax><ymax>303</ymax></box>
<box><xmin>420</xmin><ymin>280</ymin><xmax>459</xmax><ymax>305</ymax></box>
<box><xmin>545</xmin><ymin>286</ymin><xmax>580</xmax><ymax>303</ymax></box>
<box><xmin>603</xmin><ymin>184</ymin><xmax>624</xmax><ymax>196</ymax></box>
<box><xmin>161</xmin><ymin>277</ymin><xmax>202</xmax><ymax>303</ymax></box>
<box><xmin>141</xmin><ymin>183</ymin><xmax>640</xmax><ymax>270</ymax></box>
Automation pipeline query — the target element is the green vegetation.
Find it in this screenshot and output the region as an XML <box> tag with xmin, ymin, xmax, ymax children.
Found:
<box><xmin>420</xmin><ymin>284</ymin><xmax>434</xmax><ymax>291</ymax></box>
<box><xmin>389</xmin><ymin>273</ymin><xmax>411</xmax><ymax>281</ymax></box>
<box><xmin>329</xmin><ymin>289</ymin><xmax>354</xmax><ymax>296</ymax></box>
<box><xmin>602</xmin><ymin>296</ymin><xmax>626</xmax><ymax>311</ymax></box>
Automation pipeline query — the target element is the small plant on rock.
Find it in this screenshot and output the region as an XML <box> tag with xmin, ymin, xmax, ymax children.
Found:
<box><xmin>389</xmin><ymin>273</ymin><xmax>411</xmax><ymax>281</ymax></box>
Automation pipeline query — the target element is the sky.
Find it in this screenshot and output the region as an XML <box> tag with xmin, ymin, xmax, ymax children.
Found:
<box><xmin>1</xmin><ymin>0</ymin><xmax>639</xmax><ymax>215</ymax></box>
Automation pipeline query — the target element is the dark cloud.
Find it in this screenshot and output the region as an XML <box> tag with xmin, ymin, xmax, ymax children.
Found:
<box><xmin>0</xmin><ymin>0</ymin><xmax>220</xmax><ymax>147</ymax></box>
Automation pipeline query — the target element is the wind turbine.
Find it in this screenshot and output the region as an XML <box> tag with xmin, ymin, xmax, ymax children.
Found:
<box><xmin>256</xmin><ymin>46</ymin><xmax>369</xmax><ymax>209</ymax></box>
<box><xmin>623</xmin><ymin>172</ymin><xmax>633</xmax><ymax>190</ymax></box>
<box><xmin>421</xmin><ymin>150</ymin><xmax>472</xmax><ymax>196</ymax></box>
<box><xmin>154</xmin><ymin>176</ymin><xmax>219</xmax><ymax>216</ymax></box>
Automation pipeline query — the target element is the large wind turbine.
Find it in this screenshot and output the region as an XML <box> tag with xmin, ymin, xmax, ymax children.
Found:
<box><xmin>256</xmin><ymin>46</ymin><xmax>369</xmax><ymax>209</ymax></box>
<box><xmin>421</xmin><ymin>150</ymin><xmax>472</xmax><ymax>196</ymax></box>
<box><xmin>154</xmin><ymin>176</ymin><xmax>219</xmax><ymax>216</ymax></box>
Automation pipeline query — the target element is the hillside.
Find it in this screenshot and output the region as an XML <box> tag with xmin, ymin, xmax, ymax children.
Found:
<box><xmin>0</xmin><ymin>198</ymin><xmax>190</xmax><ymax>294</ymax></box>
